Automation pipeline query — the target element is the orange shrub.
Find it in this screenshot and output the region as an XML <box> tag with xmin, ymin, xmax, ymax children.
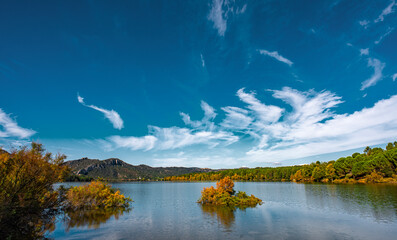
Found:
<box><xmin>198</xmin><ymin>177</ymin><xmax>262</xmax><ymax>208</ymax></box>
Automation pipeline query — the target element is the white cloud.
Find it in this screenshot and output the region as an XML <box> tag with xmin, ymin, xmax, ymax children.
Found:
<box><xmin>270</xmin><ymin>87</ymin><xmax>343</xmax><ymax>125</ymax></box>
<box><xmin>222</xmin><ymin>87</ymin><xmax>342</xmax><ymax>151</ymax></box>
<box><xmin>360</xmin><ymin>48</ymin><xmax>369</xmax><ymax>56</ymax></box>
<box><xmin>108</xmin><ymin>100</ymin><xmax>237</xmax><ymax>152</ymax></box>
<box><xmin>208</xmin><ymin>0</ymin><xmax>247</xmax><ymax>36</ymax></box>
<box><xmin>220</xmin><ymin>106</ymin><xmax>253</xmax><ymax>130</ymax></box>
<box><xmin>0</xmin><ymin>108</ymin><xmax>36</xmax><ymax>139</ymax></box>
<box><xmin>77</xmin><ymin>95</ymin><xmax>84</xmax><ymax>104</ymax></box>
<box><xmin>200</xmin><ymin>54</ymin><xmax>205</xmax><ymax>67</ymax></box>
<box><xmin>153</xmin><ymin>155</ymin><xmax>238</xmax><ymax>168</ymax></box>
<box><xmin>208</xmin><ymin>0</ymin><xmax>227</xmax><ymax>36</ymax></box>
<box><xmin>108</xmin><ymin>135</ymin><xmax>157</xmax><ymax>151</ymax></box>
<box><xmin>359</xmin><ymin>1</ymin><xmax>396</xmax><ymax>29</ymax></box>
<box><xmin>374</xmin><ymin>27</ymin><xmax>394</xmax><ymax>44</ymax></box>
<box><xmin>361</xmin><ymin>58</ymin><xmax>385</xmax><ymax>90</ymax></box>
<box><xmin>246</xmin><ymin>94</ymin><xmax>397</xmax><ymax>162</ymax></box>
<box><xmin>149</xmin><ymin>126</ymin><xmax>237</xmax><ymax>150</ymax></box>
<box><xmin>237</xmin><ymin>88</ymin><xmax>284</xmax><ymax>123</ymax></box>
<box><xmin>359</xmin><ymin>20</ymin><xmax>370</xmax><ymax>28</ymax></box>
<box><xmin>90</xmin><ymin>86</ymin><xmax>397</xmax><ymax>166</ymax></box>
<box><xmin>146</xmin><ymin>86</ymin><xmax>397</xmax><ymax>165</ymax></box>
<box><xmin>180</xmin><ymin>101</ymin><xmax>216</xmax><ymax>131</ymax></box>
<box><xmin>237</xmin><ymin>4</ymin><xmax>247</xmax><ymax>14</ymax></box>
<box><xmin>77</xmin><ymin>94</ymin><xmax>124</xmax><ymax>130</ymax></box>
<box><xmin>258</xmin><ymin>49</ymin><xmax>293</xmax><ymax>66</ymax></box>
<box><xmin>108</xmin><ymin>126</ymin><xmax>237</xmax><ymax>151</ymax></box>
<box><xmin>374</xmin><ymin>0</ymin><xmax>396</xmax><ymax>23</ymax></box>
<box><xmin>393</xmin><ymin>73</ymin><xmax>397</xmax><ymax>81</ymax></box>
<box><xmin>246</xmin><ymin>88</ymin><xmax>397</xmax><ymax>163</ymax></box>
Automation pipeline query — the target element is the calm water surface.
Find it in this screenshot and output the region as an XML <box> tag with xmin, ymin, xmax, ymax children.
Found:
<box><xmin>49</xmin><ymin>182</ymin><xmax>397</xmax><ymax>240</ymax></box>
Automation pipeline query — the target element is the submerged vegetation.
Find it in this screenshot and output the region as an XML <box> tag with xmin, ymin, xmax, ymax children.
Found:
<box><xmin>0</xmin><ymin>143</ymin><xmax>131</xmax><ymax>239</ymax></box>
<box><xmin>166</xmin><ymin>141</ymin><xmax>397</xmax><ymax>184</ymax></box>
<box><xmin>198</xmin><ymin>177</ymin><xmax>262</xmax><ymax>208</ymax></box>
<box><xmin>65</xmin><ymin>181</ymin><xmax>131</xmax><ymax>210</ymax></box>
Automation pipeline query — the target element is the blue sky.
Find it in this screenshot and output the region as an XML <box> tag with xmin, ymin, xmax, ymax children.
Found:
<box><xmin>1</xmin><ymin>0</ymin><xmax>397</xmax><ymax>168</ymax></box>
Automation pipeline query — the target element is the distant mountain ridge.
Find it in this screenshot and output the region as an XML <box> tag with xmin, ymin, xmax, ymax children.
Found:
<box><xmin>64</xmin><ymin>157</ymin><xmax>214</xmax><ymax>180</ymax></box>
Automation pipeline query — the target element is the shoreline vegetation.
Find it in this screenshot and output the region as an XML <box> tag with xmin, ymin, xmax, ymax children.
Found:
<box><xmin>165</xmin><ymin>141</ymin><xmax>397</xmax><ymax>184</ymax></box>
<box><xmin>0</xmin><ymin>143</ymin><xmax>131</xmax><ymax>239</ymax></box>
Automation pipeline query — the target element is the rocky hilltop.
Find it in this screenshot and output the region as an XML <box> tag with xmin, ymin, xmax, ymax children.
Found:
<box><xmin>64</xmin><ymin>157</ymin><xmax>213</xmax><ymax>180</ymax></box>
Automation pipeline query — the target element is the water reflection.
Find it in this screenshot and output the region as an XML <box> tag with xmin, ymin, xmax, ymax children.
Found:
<box><xmin>303</xmin><ymin>183</ymin><xmax>397</xmax><ymax>222</ymax></box>
<box><xmin>0</xmin><ymin>206</ymin><xmax>59</xmax><ymax>239</ymax></box>
<box><xmin>48</xmin><ymin>182</ymin><xmax>397</xmax><ymax>240</ymax></box>
<box><xmin>200</xmin><ymin>205</ymin><xmax>235</xmax><ymax>228</ymax></box>
<box><xmin>63</xmin><ymin>208</ymin><xmax>131</xmax><ymax>231</ymax></box>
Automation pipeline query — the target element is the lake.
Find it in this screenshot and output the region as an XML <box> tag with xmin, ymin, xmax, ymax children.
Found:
<box><xmin>48</xmin><ymin>182</ymin><xmax>397</xmax><ymax>239</ymax></box>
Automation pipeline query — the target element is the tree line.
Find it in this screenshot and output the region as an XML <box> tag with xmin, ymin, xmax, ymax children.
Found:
<box><xmin>164</xmin><ymin>141</ymin><xmax>397</xmax><ymax>183</ymax></box>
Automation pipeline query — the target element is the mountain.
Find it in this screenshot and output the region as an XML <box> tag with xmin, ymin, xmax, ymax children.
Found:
<box><xmin>64</xmin><ymin>157</ymin><xmax>213</xmax><ymax>180</ymax></box>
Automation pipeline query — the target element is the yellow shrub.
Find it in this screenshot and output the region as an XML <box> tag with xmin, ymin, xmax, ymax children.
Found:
<box><xmin>66</xmin><ymin>181</ymin><xmax>131</xmax><ymax>210</ymax></box>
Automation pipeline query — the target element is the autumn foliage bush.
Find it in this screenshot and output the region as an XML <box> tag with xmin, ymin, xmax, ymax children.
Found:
<box><xmin>198</xmin><ymin>177</ymin><xmax>262</xmax><ymax>208</ymax></box>
<box><xmin>0</xmin><ymin>143</ymin><xmax>69</xmax><ymax>239</ymax></box>
<box><xmin>65</xmin><ymin>181</ymin><xmax>131</xmax><ymax>210</ymax></box>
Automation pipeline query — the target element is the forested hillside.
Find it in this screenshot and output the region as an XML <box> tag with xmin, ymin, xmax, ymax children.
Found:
<box><xmin>165</xmin><ymin>142</ymin><xmax>397</xmax><ymax>183</ymax></box>
<box><xmin>64</xmin><ymin>157</ymin><xmax>213</xmax><ymax>181</ymax></box>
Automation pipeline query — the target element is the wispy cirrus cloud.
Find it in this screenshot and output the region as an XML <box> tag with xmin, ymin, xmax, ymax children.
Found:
<box><xmin>258</xmin><ymin>49</ymin><xmax>293</xmax><ymax>66</ymax></box>
<box><xmin>107</xmin><ymin>101</ymin><xmax>237</xmax><ymax>152</ymax></box>
<box><xmin>0</xmin><ymin>108</ymin><xmax>36</xmax><ymax>138</ymax></box>
<box><xmin>107</xmin><ymin>127</ymin><xmax>237</xmax><ymax>152</ymax></box>
<box><xmin>270</xmin><ymin>87</ymin><xmax>342</xmax><ymax>125</ymax></box>
<box><xmin>374</xmin><ymin>27</ymin><xmax>394</xmax><ymax>44</ymax></box>
<box><xmin>149</xmin><ymin>126</ymin><xmax>237</xmax><ymax>150</ymax></box>
<box><xmin>361</xmin><ymin>58</ymin><xmax>385</xmax><ymax>90</ymax></box>
<box><xmin>246</xmin><ymin>93</ymin><xmax>397</xmax><ymax>163</ymax></box>
<box><xmin>374</xmin><ymin>0</ymin><xmax>396</xmax><ymax>23</ymax></box>
<box><xmin>200</xmin><ymin>87</ymin><xmax>397</xmax><ymax>164</ymax></box>
<box><xmin>180</xmin><ymin>101</ymin><xmax>216</xmax><ymax>131</ymax></box>
<box><xmin>237</xmin><ymin>88</ymin><xmax>284</xmax><ymax>123</ymax></box>
<box><xmin>393</xmin><ymin>73</ymin><xmax>397</xmax><ymax>81</ymax></box>
<box><xmin>220</xmin><ymin>106</ymin><xmax>253</xmax><ymax>130</ymax></box>
<box><xmin>208</xmin><ymin>0</ymin><xmax>247</xmax><ymax>36</ymax></box>
<box><xmin>92</xmin><ymin>86</ymin><xmax>397</xmax><ymax>166</ymax></box>
<box><xmin>77</xmin><ymin>94</ymin><xmax>124</xmax><ymax>130</ymax></box>
<box><xmin>200</xmin><ymin>54</ymin><xmax>205</xmax><ymax>67</ymax></box>
<box><xmin>208</xmin><ymin>0</ymin><xmax>227</xmax><ymax>36</ymax></box>
<box><xmin>359</xmin><ymin>1</ymin><xmax>396</xmax><ymax>28</ymax></box>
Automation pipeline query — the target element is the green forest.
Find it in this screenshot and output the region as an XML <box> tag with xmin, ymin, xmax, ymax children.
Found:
<box><xmin>165</xmin><ymin>141</ymin><xmax>397</xmax><ymax>184</ymax></box>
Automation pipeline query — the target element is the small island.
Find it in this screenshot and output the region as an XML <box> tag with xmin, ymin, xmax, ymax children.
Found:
<box><xmin>198</xmin><ymin>176</ymin><xmax>262</xmax><ymax>208</ymax></box>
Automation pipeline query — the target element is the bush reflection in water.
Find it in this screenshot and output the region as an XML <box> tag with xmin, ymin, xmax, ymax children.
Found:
<box><xmin>200</xmin><ymin>205</ymin><xmax>235</xmax><ymax>229</ymax></box>
<box><xmin>63</xmin><ymin>207</ymin><xmax>131</xmax><ymax>231</ymax></box>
